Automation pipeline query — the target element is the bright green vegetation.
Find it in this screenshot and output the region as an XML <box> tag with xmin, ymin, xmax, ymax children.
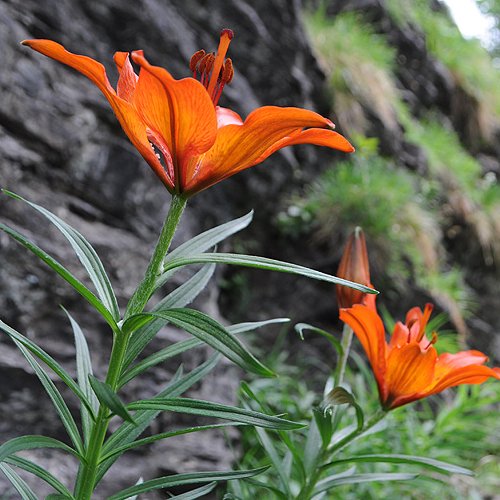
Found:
<box><xmin>229</xmin><ymin>331</ymin><xmax>500</xmax><ymax>499</ymax></box>
<box><xmin>278</xmin><ymin>137</ymin><xmax>470</xmax><ymax>320</ymax></box>
<box><xmin>387</xmin><ymin>0</ymin><xmax>500</xmax><ymax>116</ymax></box>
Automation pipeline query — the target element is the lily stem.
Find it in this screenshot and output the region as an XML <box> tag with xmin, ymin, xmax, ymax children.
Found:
<box><xmin>125</xmin><ymin>194</ymin><xmax>187</xmax><ymax>319</ymax></box>
<box><xmin>74</xmin><ymin>195</ymin><xmax>187</xmax><ymax>499</ymax></box>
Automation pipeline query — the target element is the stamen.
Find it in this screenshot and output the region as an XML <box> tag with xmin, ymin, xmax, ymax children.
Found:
<box><xmin>424</xmin><ymin>331</ymin><xmax>438</xmax><ymax>350</ymax></box>
<box><xmin>221</xmin><ymin>58</ymin><xmax>234</xmax><ymax>84</ymax></box>
<box><xmin>198</xmin><ymin>52</ymin><xmax>215</xmax><ymax>86</ymax></box>
<box><xmin>189</xmin><ymin>49</ymin><xmax>205</xmax><ymax>76</ymax></box>
<box><xmin>206</xmin><ymin>29</ymin><xmax>234</xmax><ymax>98</ymax></box>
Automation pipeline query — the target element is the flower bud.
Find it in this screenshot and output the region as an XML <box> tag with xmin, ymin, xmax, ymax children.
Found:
<box><xmin>336</xmin><ymin>227</ymin><xmax>372</xmax><ymax>309</ymax></box>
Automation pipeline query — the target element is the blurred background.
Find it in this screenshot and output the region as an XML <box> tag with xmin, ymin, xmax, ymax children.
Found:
<box><xmin>1</xmin><ymin>0</ymin><xmax>500</xmax><ymax>497</ymax></box>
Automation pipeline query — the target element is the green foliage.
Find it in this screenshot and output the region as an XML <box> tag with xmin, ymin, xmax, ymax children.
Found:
<box><xmin>231</xmin><ymin>332</ymin><xmax>500</xmax><ymax>499</ymax></box>
<box><xmin>278</xmin><ymin>138</ymin><xmax>464</xmax><ymax>302</ymax></box>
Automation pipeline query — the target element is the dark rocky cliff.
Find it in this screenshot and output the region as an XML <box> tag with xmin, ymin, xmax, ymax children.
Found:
<box><xmin>1</xmin><ymin>0</ymin><xmax>499</xmax><ymax>496</ymax></box>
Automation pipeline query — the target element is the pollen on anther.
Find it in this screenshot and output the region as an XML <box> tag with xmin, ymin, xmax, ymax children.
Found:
<box><xmin>221</xmin><ymin>58</ymin><xmax>234</xmax><ymax>83</ymax></box>
<box><xmin>189</xmin><ymin>49</ymin><xmax>206</xmax><ymax>73</ymax></box>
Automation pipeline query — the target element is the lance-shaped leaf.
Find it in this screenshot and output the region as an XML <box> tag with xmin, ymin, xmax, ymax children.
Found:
<box><xmin>0</xmin><ymin>435</ymin><xmax>80</xmax><ymax>463</ymax></box>
<box><xmin>156</xmin><ymin>211</ymin><xmax>253</xmax><ymax>289</ymax></box>
<box><xmin>314</xmin><ymin>472</ymin><xmax>418</xmax><ymax>494</ymax></box>
<box><xmin>120</xmin><ymin>317</ymin><xmax>288</xmax><ymax>387</ymax></box>
<box><xmin>97</xmin><ymin>355</ymin><xmax>220</xmax><ymax>483</ymax></box>
<box><xmin>100</xmin><ymin>422</ymin><xmax>246</xmax><ymax>463</ymax></box>
<box><xmin>0</xmin><ymin>319</ymin><xmax>96</xmax><ymax>419</ymax></box>
<box><xmin>0</xmin><ymin>223</ymin><xmax>118</xmax><ymax>330</ymax></box>
<box><xmin>167</xmin><ymin>481</ymin><xmax>217</xmax><ymax>499</ymax></box>
<box><xmin>88</xmin><ymin>376</ymin><xmax>135</xmax><ymax>424</ymax></box>
<box><xmin>3</xmin><ymin>190</ymin><xmax>120</xmax><ymax>321</ymax></box>
<box><xmin>325</xmin><ymin>454</ymin><xmax>473</xmax><ymax>476</ymax></box>
<box><xmin>295</xmin><ymin>323</ymin><xmax>342</xmax><ymax>355</ymax></box>
<box><xmin>5</xmin><ymin>456</ymin><xmax>74</xmax><ymax>498</ymax></box>
<box><xmin>8</xmin><ymin>342</ymin><xmax>83</xmax><ymax>454</ymax></box>
<box><xmin>0</xmin><ymin>463</ymin><xmax>38</xmax><ymax>500</ymax></box>
<box><xmin>63</xmin><ymin>309</ymin><xmax>99</xmax><ymax>447</ymax></box>
<box><xmin>126</xmin><ymin>398</ymin><xmax>303</xmax><ymax>430</ymax></box>
<box><xmin>161</xmin><ymin>253</ymin><xmax>378</xmax><ymax>295</ymax></box>
<box><xmin>108</xmin><ymin>466</ymin><xmax>269</xmax><ymax>500</ymax></box>
<box><xmin>123</xmin><ymin>308</ymin><xmax>274</xmax><ymax>377</ymax></box>
<box><xmin>123</xmin><ymin>264</ymin><xmax>216</xmax><ymax>368</ymax></box>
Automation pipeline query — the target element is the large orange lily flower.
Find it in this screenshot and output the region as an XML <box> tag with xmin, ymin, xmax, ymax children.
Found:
<box><xmin>22</xmin><ymin>30</ymin><xmax>354</xmax><ymax>197</ymax></box>
<box><xmin>340</xmin><ymin>303</ymin><xmax>500</xmax><ymax>410</ymax></box>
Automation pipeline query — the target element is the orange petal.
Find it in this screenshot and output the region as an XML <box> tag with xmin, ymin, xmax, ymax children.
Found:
<box><xmin>22</xmin><ymin>40</ymin><xmax>174</xmax><ymax>190</ymax></box>
<box><xmin>114</xmin><ymin>52</ymin><xmax>138</xmax><ymax>102</ymax></box>
<box><xmin>131</xmin><ymin>50</ymin><xmax>217</xmax><ymax>189</ymax></box>
<box><xmin>216</xmin><ymin>106</ymin><xmax>243</xmax><ymax>127</ymax></box>
<box><xmin>425</xmin><ymin>350</ymin><xmax>500</xmax><ymax>395</ymax></box>
<box><xmin>388</xmin><ymin>322</ymin><xmax>410</xmax><ymax>350</ymax></box>
<box><xmin>340</xmin><ymin>305</ymin><xmax>387</xmax><ymax>395</ymax></box>
<box><xmin>183</xmin><ymin>106</ymin><xmax>351</xmax><ymax>194</ymax></box>
<box><xmin>385</xmin><ymin>344</ymin><xmax>437</xmax><ymax>408</ymax></box>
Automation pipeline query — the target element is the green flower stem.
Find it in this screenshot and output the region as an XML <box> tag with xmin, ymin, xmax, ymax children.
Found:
<box><xmin>335</xmin><ymin>323</ymin><xmax>353</xmax><ymax>387</ymax></box>
<box><xmin>125</xmin><ymin>194</ymin><xmax>187</xmax><ymax>319</ymax></box>
<box><xmin>328</xmin><ymin>409</ymin><xmax>387</xmax><ymax>456</ymax></box>
<box><xmin>74</xmin><ymin>196</ymin><xmax>187</xmax><ymax>499</ymax></box>
<box><xmin>73</xmin><ymin>332</ymin><xmax>130</xmax><ymax>499</ymax></box>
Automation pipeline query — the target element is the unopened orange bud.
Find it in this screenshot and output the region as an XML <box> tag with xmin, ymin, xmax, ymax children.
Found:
<box><xmin>336</xmin><ymin>227</ymin><xmax>372</xmax><ymax>309</ymax></box>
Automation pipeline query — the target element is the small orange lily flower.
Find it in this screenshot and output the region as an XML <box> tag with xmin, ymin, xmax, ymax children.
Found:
<box><xmin>22</xmin><ymin>30</ymin><xmax>354</xmax><ymax>197</ymax></box>
<box><xmin>340</xmin><ymin>303</ymin><xmax>500</xmax><ymax>409</ymax></box>
<box><xmin>336</xmin><ymin>227</ymin><xmax>376</xmax><ymax>310</ymax></box>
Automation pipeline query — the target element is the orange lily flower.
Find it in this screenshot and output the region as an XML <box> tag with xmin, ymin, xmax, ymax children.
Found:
<box><xmin>22</xmin><ymin>30</ymin><xmax>354</xmax><ymax>197</ymax></box>
<box><xmin>336</xmin><ymin>227</ymin><xmax>376</xmax><ymax>310</ymax></box>
<box><xmin>340</xmin><ymin>303</ymin><xmax>500</xmax><ymax>409</ymax></box>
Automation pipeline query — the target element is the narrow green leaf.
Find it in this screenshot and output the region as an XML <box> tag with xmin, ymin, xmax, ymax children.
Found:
<box><xmin>3</xmin><ymin>190</ymin><xmax>120</xmax><ymax>321</ymax></box>
<box><xmin>123</xmin><ymin>264</ymin><xmax>216</xmax><ymax>368</ymax></box>
<box><xmin>303</xmin><ymin>417</ymin><xmax>323</xmax><ymax>477</ymax></box>
<box><xmin>0</xmin><ymin>223</ymin><xmax>118</xmax><ymax>330</ymax></box>
<box><xmin>295</xmin><ymin>323</ymin><xmax>342</xmax><ymax>354</ymax></box>
<box><xmin>314</xmin><ymin>472</ymin><xmax>418</xmax><ymax>494</ymax></box>
<box><xmin>241</xmin><ymin>478</ymin><xmax>288</xmax><ymax>499</ymax></box>
<box><xmin>326</xmin><ymin>454</ymin><xmax>473</xmax><ymax>476</ymax></box>
<box><xmin>124</xmin><ymin>309</ymin><xmax>274</xmax><ymax>377</ymax></box>
<box><xmin>5</xmin><ymin>456</ymin><xmax>73</xmax><ymax>497</ymax></box>
<box><xmin>88</xmin><ymin>376</ymin><xmax>135</xmax><ymax>424</ymax></box>
<box><xmin>120</xmin><ymin>317</ymin><xmax>289</xmax><ymax>387</ymax></box>
<box><xmin>313</xmin><ymin>408</ymin><xmax>334</xmax><ymax>450</ymax></box>
<box><xmin>9</xmin><ymin>342</ymin><xmax>83</xmax><ymax>454</ymax></box>
<box><xmin>126</xmin><ymin>398</ymin><xmax>303</xmax><ymax>430</ymax></box>
<box><xmin>0</xmin><ymin>435</ymin><xmax>79</xmax><ymax>463</ymax></box>
<box><xmin>324</xmin><ymin>387</ymin><xmax>364</xmax><ymax>431</ymax></box>
<box><xmin>97</xmin><ymin>355</ymin><xmax>220</xmax><ymax>483</ymax></box>
<box><xmin>0</xmin><ymin>463</ymin><xmax>38</xmax><ymax>500</ymax></box>
<box><xmin>156</xmin><ymin>211</ymin><xmax>253</xmax><ymax>289</ymax></box>
<box><xmin>167</xmin><ymin>481</ymin><xmax>217</xmax><ymax>499</ymax></box>
<box><xmin>63</xmin><ymin>309</ymin><xmax>99</xmax><ymax>447</ymax></box>
<box><xmin>253</xmin><ymin>426</ymin><xmax>290</xmax><ymax>496</ymax></box>
<box><xmin>0</xmin><ymin>319</ymin><xmax>96</xmax><ymax>419</ymax></box>
<box><xmin>108</xmin><ymin>466</ymin><xmax>269</xmax><ymax>500</ymax></box>
<box><xmin>162</xmin><ymin>253</ymin><xmax>378</xmax><ymax>295</ymax></box>
<box><xmin>100</xmin><ymin>422</ymin><xmax>246</xmax><ymax>463</ymax></box>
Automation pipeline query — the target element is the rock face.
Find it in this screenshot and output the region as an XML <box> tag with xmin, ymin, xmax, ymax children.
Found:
<box><xmin>1</xmin><ymin>0</ymin><xmax>499</xmax><ymax>497</ymax></box>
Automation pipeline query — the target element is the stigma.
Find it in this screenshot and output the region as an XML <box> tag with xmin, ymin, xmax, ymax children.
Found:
<box><xmin>190</xmin><ymin>29</ymin><xmax>234</xmax><ymax>106</ymax></box>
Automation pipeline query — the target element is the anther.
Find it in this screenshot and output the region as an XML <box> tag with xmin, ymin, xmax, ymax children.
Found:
<box><xmin>189</xmin><ymin>49</ymin><xmax>205</xmax><ymax>74</ymax></box>
<box><xmin>424</xmin><ymin>332</ymin><xmax>438</xmax><ymax>350</ymax></box>
<box><xmin>221</xmin><ymin>58</ymin><xmax>234</xmax><ymax>84</ymax></box>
